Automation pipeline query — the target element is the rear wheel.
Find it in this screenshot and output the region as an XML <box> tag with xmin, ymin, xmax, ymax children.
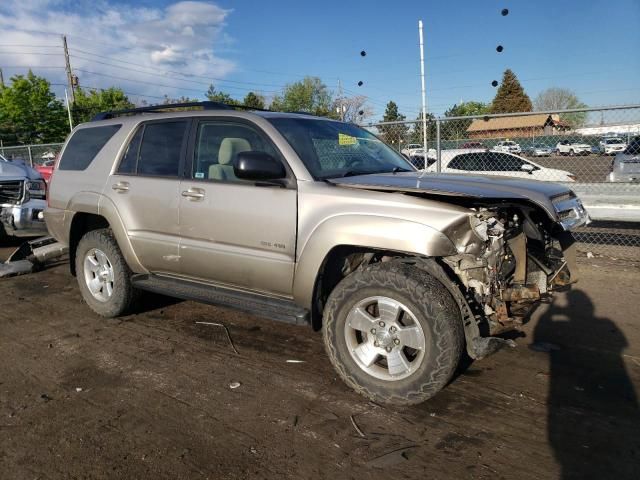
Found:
<box><xmin>75</xmin><ymin>228</ymin><xmax>137</xmax><ymax>317</ymax></box>
<box><xmin>323</xmin><ymin>260</ymin><xmax>464</xmax><ymax>405</ymax></box>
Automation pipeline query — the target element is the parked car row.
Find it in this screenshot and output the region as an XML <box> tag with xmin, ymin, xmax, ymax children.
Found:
<box><xmin>417</xmin><ymin>136</ymin><xmax>631</xmax><ymax>158</ymax></box>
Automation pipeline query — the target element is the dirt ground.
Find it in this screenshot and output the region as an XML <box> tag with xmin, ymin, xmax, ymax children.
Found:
<box><xmin>1</xmin><ymin>245</ymin><xmax>639</xmax><ymax>479</ymax></box>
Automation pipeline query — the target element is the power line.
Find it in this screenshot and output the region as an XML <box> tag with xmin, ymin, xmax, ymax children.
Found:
<box><xmin>69</xmin><ymin>53</ymin><xmax>291</xmax><ymax>90</ymax></box>
<box><xmin>73</xmin><ymin>68</ymin><xmax>280</xmax><ymax>95</ymax></box>
<box><xmin>0</xmin><ymin>51</ymin><xmax>63</xmax><ymax>56</ymax></box>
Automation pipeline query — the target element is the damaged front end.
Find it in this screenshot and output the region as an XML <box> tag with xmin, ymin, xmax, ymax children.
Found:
<box><xmin>442</xmin><ymin>194</ymin><xmax>589</xmax><ymax>354</ymax></box>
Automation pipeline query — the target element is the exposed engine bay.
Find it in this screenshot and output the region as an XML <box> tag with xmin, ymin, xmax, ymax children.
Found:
<box><xmin>442</xmin><ymin>203</ymin><xmax>578</xmax><ymax>336</ymax></box>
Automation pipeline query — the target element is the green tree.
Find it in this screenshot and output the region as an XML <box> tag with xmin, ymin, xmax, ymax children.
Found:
<box><xmin>409</xmin><ymin>112</ymin><xmax>436</xmax><ymax>144</ymax></box>
<box><xmin>445</xmin><ymin>101</ymin><xmax>489</xmax><ymax>118</ymax></box>
<box><xmin>72</xmin><ymin>87</ymin><xmax>134</xmax><ymax>124</ymax></box>
<box><xmin>443</xmin><ymin>101</ymin><xmax>490</xmax><ymax>139</ymax></box>
<box><xmin>490</xmin><ymin>69</ymin><xmax>532</xmax><ymax>114</ymax></box>
<box><xmin>243</xmin><ymin>91</ymin><xmax>265</xmax><ymax>109</ymax></box>
<box><xmin>0</xmin><ymin>71</ymin><xmax>67</xmax><ymax>145</ymax></box>
<box><xmin>270</xmin><ymin>77</ymin><xmax>334</xmax><ymax>117</ymax></box>
<box><xmin>533</xmin><ymin>87</ymin><xmax>588</xmax><ymax>128</ymax></box>
<box><xmin>206</xmin><ymin>84</ymin><xmax>237</xmax><ymax>105</ymax></box>
<box><xmin>378</xmin><ymin>101</ymin><xmax>408</xmax><ymax>149</ymax></box>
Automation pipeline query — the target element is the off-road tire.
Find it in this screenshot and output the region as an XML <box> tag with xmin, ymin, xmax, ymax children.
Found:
<box><xmin>323</xmin><ymin>260</ymin><xmax>464</xmax><ymax>405</ymax></box>
<box><xmin>75</xmin><ymin>228</ymin><xmax>137</xmax><ymax>317</ymax></box>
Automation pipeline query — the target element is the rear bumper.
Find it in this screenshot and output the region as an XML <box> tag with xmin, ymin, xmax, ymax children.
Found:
<box><xmin>0</xmin><ymin>199</ymin><xmax>48</xmax><ymax>237</ymax></box>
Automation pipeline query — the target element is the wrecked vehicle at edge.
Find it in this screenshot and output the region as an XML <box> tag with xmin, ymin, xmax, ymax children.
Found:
<box><xmin>0</xmin><ymin>154</ymin><xmax>48</xmax><ymax>240</ymax></box>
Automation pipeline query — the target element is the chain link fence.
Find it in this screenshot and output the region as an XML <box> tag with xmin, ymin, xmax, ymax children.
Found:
<box><xmin>2</xmin><ymin>106</ymin><xmax>640</xmax><ymax>259</ymax></box>
<box><xmin>0</xmin><ymin>142</ymin><xmax>64</xmax><ymax>167</ymax></box>
<box><xmin>364</xmin><ymin>105</ymin><xmax>640</xmax><ymax>260</ymax></box>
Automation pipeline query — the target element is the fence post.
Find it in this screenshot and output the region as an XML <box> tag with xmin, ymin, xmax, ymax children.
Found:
<box><xmin>436</xmin><ymin>119</ymin><xmax>442</xmax><ymax>173</ymax></box>
<box><xmin>27</xmin><ymin>145</ymin><xmax>33</xmax><ymax>167</ymax></box>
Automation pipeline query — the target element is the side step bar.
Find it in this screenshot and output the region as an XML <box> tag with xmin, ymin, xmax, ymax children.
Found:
<box><xmin>131</xmin><ymin>274</ymin><xmax>310</xmax><ymax>326</ymax></box>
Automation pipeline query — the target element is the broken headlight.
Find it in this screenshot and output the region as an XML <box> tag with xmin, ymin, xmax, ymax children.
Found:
<box><xmin>25</xmin><ymin>180</ymin><xmax>46</xmax><ymax>201</ymax></box>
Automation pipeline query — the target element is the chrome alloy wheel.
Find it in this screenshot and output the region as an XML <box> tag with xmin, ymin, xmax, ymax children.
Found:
<box><xmin>344</xmin><ymin>296</ymin><xmax>427</xmax><ymax>381</ymax></box>
<box><xmin>83</xmin><ymin>248</ymin><xmax>114</xmax><ymax>302</ymax></box>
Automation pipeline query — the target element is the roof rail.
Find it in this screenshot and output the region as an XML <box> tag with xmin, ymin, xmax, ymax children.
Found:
<box><xmin>91</xmin><ymin>101</ymin><xmax>235</xmax><ymax>121</ymax></box>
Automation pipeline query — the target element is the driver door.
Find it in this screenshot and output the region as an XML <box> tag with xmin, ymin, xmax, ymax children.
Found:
<box><xmin>178</xmin><ymin>119</ymin><xmax>297</xmax><ymax>296</ymax></box>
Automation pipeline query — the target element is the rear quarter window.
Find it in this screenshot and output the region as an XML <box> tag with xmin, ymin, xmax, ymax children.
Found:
<box><xmin>58</xmin><ymin>125</ymin><xmax>121</xmax><ymax>171</ymax></box>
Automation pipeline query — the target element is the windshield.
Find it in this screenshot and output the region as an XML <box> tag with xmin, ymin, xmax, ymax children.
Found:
<box><xmin>606</xmin><ymin>138</ymin><xmax>623</xmax><ymax>144</ymax></box>
<box><xmin>268</xmin><ymin>117</ymin><xmax>414</xmax><ymax>179</ymax></box>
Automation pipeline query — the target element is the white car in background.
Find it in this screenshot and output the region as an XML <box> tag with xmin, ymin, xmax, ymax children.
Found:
<box><xmin>555</xmin><ymin>139</ymin><xmax>591</xmax><ymax>156</ymax></box>
<box><xmin>400</xmin><ymin>143</ymin><xmax>423</xmax><ymax>157</ymax></box>
<box><xmin>599</xmin><ymin>137</ymin><xmax>627</xmax><ymax>155</ymax></box>
<box><xmin>491</xmin><ymin>140</ymin><xmax>522</xmax><ymax>154</ymax></box>
<box><xmin>425</xmin><ymin>149</ymin><xmax>577</xmax><ymax>182</ymax></box>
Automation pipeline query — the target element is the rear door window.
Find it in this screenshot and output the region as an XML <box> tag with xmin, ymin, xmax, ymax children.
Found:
<box><xmin>116</xmin><ymin>121</ymin><xmax>189</xmax><ymax>177</ymax></box>
<box><xmin>58</xmin><ymin>125</ymin><xmax>121</xmax><ymax>171</ymax></box>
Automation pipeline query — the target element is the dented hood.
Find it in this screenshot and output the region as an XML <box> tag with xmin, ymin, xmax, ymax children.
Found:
<box><xmin>329</xmin><ymin>172</ymin><xmax>574</xmax><ymax>220</ymax></box>
<box><xmin>0</xmin><ymin>158</ymin><xmax>41</xmax><ymax>181</ymax></box>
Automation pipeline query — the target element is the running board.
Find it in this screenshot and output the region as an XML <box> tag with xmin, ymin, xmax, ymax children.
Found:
<box><xmin>131</xmin><ymin>274</ymin><xmax>310</xmax><ymax>325</ymax></box>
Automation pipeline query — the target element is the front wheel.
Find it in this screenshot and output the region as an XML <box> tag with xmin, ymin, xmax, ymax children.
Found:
<box><xmin>323</xmin><ymin>261</ymin><xmax>464</xmax><ymax>405</ymax></box>
<box><xmin>75</xmin><ymin>228</ymin><xmax>137</xmax><ymax>317</ymax></box>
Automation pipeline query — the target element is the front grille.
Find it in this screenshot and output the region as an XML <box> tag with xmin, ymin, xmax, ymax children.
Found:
<box><xmin>0</xmin><ymin>180</ymin><xmax>24</xmax><ymax>204</ymax></box>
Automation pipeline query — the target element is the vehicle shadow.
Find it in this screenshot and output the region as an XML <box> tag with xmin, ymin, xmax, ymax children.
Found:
<box><xmin>533</xmin><ymin>289</ymin><xmax>640</xmax><ymax>479</ymax></box>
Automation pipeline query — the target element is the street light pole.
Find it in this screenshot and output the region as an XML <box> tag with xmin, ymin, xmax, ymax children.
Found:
<box><xmin>418</xmin><ymin>20</ymin><xmax>428</xmax><ymax>169</ymax></box>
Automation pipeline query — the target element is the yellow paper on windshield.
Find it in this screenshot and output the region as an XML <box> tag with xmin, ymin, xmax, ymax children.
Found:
<box><xmin>338</xmin><ymin>133</ymin><xmax>357</xmax><ymax>146</ymax></box>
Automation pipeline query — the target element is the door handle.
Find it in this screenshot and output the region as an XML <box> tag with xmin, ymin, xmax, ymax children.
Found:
<box><xmin>112</xmin><ymin>181</ymin><xmax>129</xmax><ymax>193</ymax></box>
<box><xmin>181</xmin><ymin>188</ymin><xmax>205</xmax><ymax>201</ymax></box>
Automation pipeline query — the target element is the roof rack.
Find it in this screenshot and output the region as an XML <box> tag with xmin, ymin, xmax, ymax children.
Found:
<box><xmin>91</xmin><ymin>101</ymin><xmax>237</xmax><ymax>121</ymax></box>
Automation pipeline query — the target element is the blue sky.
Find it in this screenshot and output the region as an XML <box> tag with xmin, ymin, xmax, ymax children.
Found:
<box><xmin>1</xmin><ymin>0</ymin><xmax>639</xmax><ymax>120</ymax></box>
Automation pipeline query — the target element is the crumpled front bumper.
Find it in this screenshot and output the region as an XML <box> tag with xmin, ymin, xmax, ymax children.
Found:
<box><xmin>1</xmin><ymin>199</ymin><xmax>48</xmax><ymax>237</ymax></box>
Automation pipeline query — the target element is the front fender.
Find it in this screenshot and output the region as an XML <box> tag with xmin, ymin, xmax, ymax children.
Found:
<box><xmin>292</xmin><ymin>214</ymin><xmax>457</xmax><ymax>308</ymax></box>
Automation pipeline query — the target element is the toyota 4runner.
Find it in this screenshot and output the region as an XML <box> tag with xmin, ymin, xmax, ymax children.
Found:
<box><xmin>45</xmin><ymin>102</ymin><xmax>590</xmax><ymax>405</ymax></box>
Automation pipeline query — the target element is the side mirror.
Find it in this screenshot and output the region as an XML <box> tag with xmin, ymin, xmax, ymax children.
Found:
<box><xmin>234</xmin><ymin>151</ymin><xmax>286</xmax><ymax>181</ymax></box>
<box><xmin>521</xmin><ymin>163</ymin><xmax>535</xmax><ymax>173</ymax></box>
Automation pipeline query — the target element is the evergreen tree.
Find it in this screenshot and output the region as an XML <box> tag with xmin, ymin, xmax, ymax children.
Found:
<box><xmin>378</xmin><ymin>101</ymin><xmax>408</xmax><ymax>149</ymax></box>
<box><xmin>206</xmin><ymin>84</ymin><xmax>237</xmax><ymax>105</ymax></box>
<box><xmin>243</xmin><ymin>91</ymin><xmax>265</xmax><ymax>109</ymax></box>
<box><xmin>490</xmin><ymin>69</ymin><xmax>532</xmax><ymax>113</ymax></box>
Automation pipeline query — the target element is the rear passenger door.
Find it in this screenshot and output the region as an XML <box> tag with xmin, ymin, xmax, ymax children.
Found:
<box><xmin>108</xmin><ymin>119</ymin><xmax>190</xmax><ymax>274</ymax></box>
<box><xmin>177</xmin><ymin>118</ymin><xmax>297</xmax><ymax>296</ymax></box>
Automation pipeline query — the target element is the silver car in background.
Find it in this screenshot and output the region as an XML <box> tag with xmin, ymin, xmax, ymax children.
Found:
<box><xmin>609</xmin><ymin>136</ymin><xmax>640</xmax><ymax>182</ymax></box>
<box><xmin>525</xmin><ymin>143</ymin><xmax>553</xmax><ymax>157</ymax></box>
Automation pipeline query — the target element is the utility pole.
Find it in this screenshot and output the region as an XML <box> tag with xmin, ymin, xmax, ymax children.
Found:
<box><xmin>62</xmin><ymin>35</ymin><xmax>75</xmax><ymax>103</ymax></box>
<box><xmin>0</xmin><ymin>68</ymin><xmax>4</xmax><ymax>88</ymax></box>
<box><xmin>418</xmin><ymin>20</ymin><xmax>428</xmax><ymax>169</ymax></box>
<box><xmin>65</xmin><ymin>89</ymin><xmax>73</xmax><ymax>132</ymax></box>
<box><xmin>337</xmin><ymin>78</ymin><xmax>345</xmax><ymax>121</ymax></box>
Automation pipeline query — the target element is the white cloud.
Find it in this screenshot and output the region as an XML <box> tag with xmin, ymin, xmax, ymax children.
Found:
<box><xmin>0</xmin><ymin>0</ymin><xmax>237</xmax><ymax>103</ymax></box>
